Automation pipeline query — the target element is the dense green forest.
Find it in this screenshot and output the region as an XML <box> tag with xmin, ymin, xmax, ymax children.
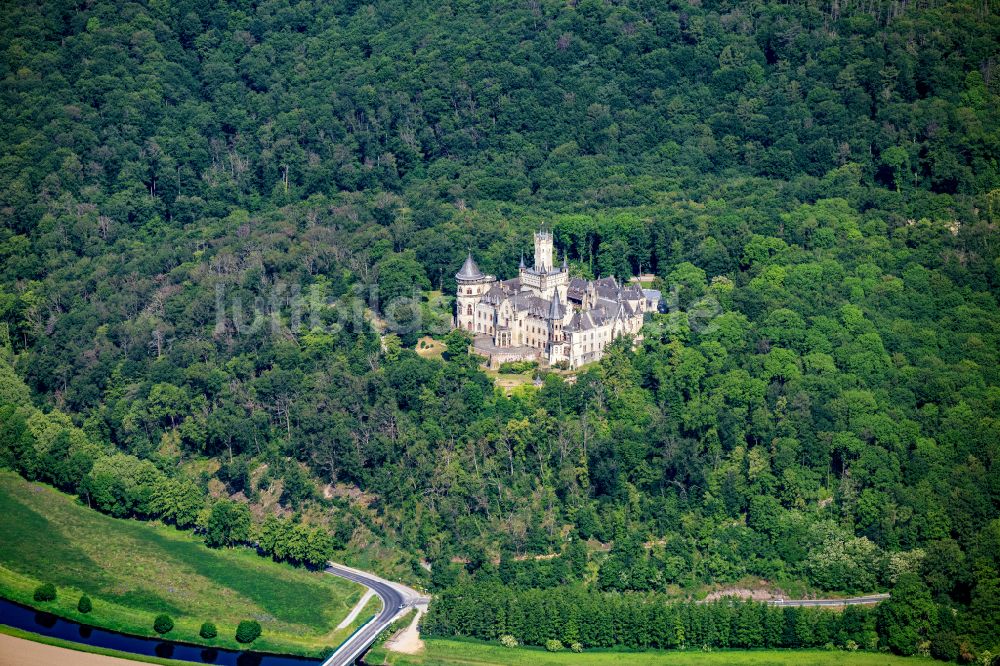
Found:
<box><xmin>1</xmin><ymin>0</ymin><xmax>1000</xmax><ymax>660</ymax></box>
<box><xmin>423</xmin><ymin>582</ymin><xmax>883</xmax><ymax>652</ymax></box>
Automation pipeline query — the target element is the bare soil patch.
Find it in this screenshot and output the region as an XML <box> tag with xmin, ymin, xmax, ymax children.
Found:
<box><xmin>0</xmin><ymin>633</ymin><xmax>153</xmax><ymax>666</ymax></box>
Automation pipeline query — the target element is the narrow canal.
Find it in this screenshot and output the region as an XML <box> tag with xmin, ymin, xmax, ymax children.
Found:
<box><xmin>0</xmin><ymin>597</ymin><xmax>322</xmax><ymax>665</ymax></box>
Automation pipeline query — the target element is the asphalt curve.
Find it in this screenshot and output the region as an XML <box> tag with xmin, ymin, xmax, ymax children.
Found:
<box><xmin>321</xmin><ymin>564</ymin><xmax>425</xmax><ymax>666</ymax></box>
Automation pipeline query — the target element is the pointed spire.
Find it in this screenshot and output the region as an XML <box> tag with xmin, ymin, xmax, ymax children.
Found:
<box><xmin>519</xmin><ymin>252</ymin><xmax>525</xmax><ymax>269</ymax></box>
<box><xmin>562</xmin><ymin>251</ymin><xmax>568</xmax><ymax>270</ymax></box>
<box><xmin>456</xmin><ymin>252</ymin><xmax>484</xmax><ymax>280</ymax></box>
<box><xmin>548</xmin><ymin>290</ymin><xmax>565</xmax><ymax>320</ymax></box>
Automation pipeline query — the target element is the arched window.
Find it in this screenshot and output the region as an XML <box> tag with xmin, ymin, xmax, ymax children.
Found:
<box><xmin>467</xmin><ymin>304</ymin><xmax>472</xmax><ymax>315</ymax></box>
<box><xmin>466</xmin><ymin>287</ymin><xmax>473</xmax><ymax>295</ymax></box>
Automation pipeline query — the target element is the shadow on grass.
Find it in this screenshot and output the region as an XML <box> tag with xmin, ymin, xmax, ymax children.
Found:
<box><xmin>0</xmin><ymin>478</ymin><xmax>341</xmax><ymax>628</ymax></box>
<box><xmin>0</xmin><ymin>490</ymin><xmax>112</xmax><ymax>591</ymax></box>
<box><xmin>139</xmin><ymin>526</ymin><xmax>341</xmax><ymax>629</ymax></box>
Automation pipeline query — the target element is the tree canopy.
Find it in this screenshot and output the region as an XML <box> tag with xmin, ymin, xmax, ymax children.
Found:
<box><xmin>1</xmin><ymin>0</ymin><xmax>999</xmax><ymax>660</ymax></box>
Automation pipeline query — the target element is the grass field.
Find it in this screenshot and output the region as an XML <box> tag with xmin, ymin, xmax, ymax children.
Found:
<box><xmin>368</xmin><ymin>639</ymin><xmax>934</xmax><ymax>666</ymax></box>
<box><xmin>0</xmin><ymin>472</ymin><xmax>371</xmax><ymax>657</ymax></box>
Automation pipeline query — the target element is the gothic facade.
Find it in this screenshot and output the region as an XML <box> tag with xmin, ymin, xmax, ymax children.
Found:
<box><xmin>455</xmin><ymin>230</ymin><xmax>659</xmax><ymax>369</ymax></box>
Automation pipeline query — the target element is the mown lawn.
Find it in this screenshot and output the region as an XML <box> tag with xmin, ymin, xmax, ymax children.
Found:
<box><xmin>0</xmin><ymin>472</ymin><xmax>369</xmax><ymax>657</ymax></box>
<box><xmin>370</xmin><ymin>638</ymin><xmax>934</xmax><ymax>666</ymax></box>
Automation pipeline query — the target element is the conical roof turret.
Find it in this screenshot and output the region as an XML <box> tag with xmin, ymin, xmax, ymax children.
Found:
<box><xmin>456</xmin><ymin>252</ymin><xmax>484</xmax><ymax>280</ymax></box>
<box><xmin>548</xmin><ymin>290</ymin><xmax>565</xmax><ymax>320</ymax></box>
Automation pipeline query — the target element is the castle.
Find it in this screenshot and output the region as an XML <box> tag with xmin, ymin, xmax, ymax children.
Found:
<box><xmin>455</xmin><ymin>230</ymin><xmax>659</xmax><ymax>369</ymax></box>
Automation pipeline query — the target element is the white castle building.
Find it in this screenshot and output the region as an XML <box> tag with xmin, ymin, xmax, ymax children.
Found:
<box><xmin>455</xmin><ymin>230</ymin><xmax>659</xmax><ymax>369</ymax></box>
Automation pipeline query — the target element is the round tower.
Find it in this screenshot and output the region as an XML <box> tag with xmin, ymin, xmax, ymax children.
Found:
<box><xmin>455</xmin><ymin>253</ymin><xmax>491</xmax><ymax>332</ymax></box>
<box><xmin>547</xmin><ymin>290</ymin><xmax>565</xmax><ymax>343</ymax></box>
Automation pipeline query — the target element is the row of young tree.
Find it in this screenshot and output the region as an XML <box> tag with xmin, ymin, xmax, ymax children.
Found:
<box><xmin>421</xmin><ymin>576</ymin><xmax>985</xmax><ymax>659</ymax></box>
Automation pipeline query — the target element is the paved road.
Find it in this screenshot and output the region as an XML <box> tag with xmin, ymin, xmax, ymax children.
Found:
<box><xmin>766</xmin><ymin>593</ymin><xmax>889</xmax><ymax>607</ymax></box>
<box><xmin>321</xmin><ymin>563</ymin><xmax>429</xmax><ymax>666</ymax></box>
<box><xmin>319</xmin><ymin>561</ymin><xmax>884</xmax><ymax>665</ymax></box>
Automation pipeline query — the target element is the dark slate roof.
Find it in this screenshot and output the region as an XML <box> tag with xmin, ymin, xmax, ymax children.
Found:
<box><xmin>594</xmin><ymin>277</ymin><xmax>621</xmax><ymax>300</ymax></box>
<box><xmin>566</xmin><ymin>278</ymin><xmax>588</xmax><ymax>301</ymax></box>
<box><xmin>481</xmin><ymin>284</ymin><xmax>505</xmax><ymax>305</ymax></box>
<box><xmin>476</xmin><ymin>268</ymin><xmax>642</xmax><ymax>335</ymax></box>
<box><xmin>548</xmin><ymin>291</ymin><xmax>565</xmax><ymax>320</ymax></box>
<box><xmin>499</xmin><ymin>278</ymin><xmax>522</xmax><ymax>293</ymax></box>
<box><xmin>508</xmin><ymin>292</ymin><xmax>545</xmax><ymax>316</ymax></box>
<box><xmin>456</xmin><ymin>253</ymin><xmax>485</xmax><ymax>280</ymax></box>
<box><xmin>621</xmin><ymin>284</ymin><xmax>645</xmax><ymax>300</ymax></box>
<box><xmin>567</xmin><ymin>310</ymin><xmax>604</xmax><ymax>332</ymax></box>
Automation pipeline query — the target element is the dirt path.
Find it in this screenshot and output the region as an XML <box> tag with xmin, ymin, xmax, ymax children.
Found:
<box><xmin>384</xmin><ymin>607</ymin><xmax>424</xmax><ymax>655</ymax></box>
<box><xmin>0</xmin><ymin>633</ymin><xmax>155</xmax><ymax>666</ymax></box>
<box><xmin>336</xmin><ymin>588</ymin><xmax>375</xmax><ymax>629</ymax></box>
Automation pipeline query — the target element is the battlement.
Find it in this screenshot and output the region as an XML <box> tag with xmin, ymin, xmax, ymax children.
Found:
<box><xmin>533</xmin><ymin>229</ymin><xmax>554</xmax><ymax>272</ymax></box>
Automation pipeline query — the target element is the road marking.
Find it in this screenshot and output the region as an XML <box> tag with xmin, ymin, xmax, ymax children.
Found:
<box><xmin>321</xmin><ymin>563</ymin><xmax>428</xmax><ymax>666</ymax></box>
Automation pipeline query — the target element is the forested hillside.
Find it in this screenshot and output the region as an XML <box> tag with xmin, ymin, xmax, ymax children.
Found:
<box><xmin>1</xmin><ymin>0</ymin><xmax>999</xmax><ymax>660</ymax></box>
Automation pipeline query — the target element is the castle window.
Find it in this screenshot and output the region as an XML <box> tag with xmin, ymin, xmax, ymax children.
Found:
<box><xmin>467</xmin><ymin>288</ymin><xmax>472</xmax><ymax>294</ymax></box>
<box><xmin>467</xmin><ymin>305</ymin><xmax>473</xmax><ymax>315</ymax></box>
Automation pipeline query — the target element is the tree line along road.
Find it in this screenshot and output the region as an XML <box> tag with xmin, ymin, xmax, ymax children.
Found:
<box><xmin>322</xmin><ymin>560</ymin><xmax>888</xmax><ymax>665</ymax></box>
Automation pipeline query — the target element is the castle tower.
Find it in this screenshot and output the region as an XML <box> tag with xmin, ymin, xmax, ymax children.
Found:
<box><xmin>548</xmin><ymin>290</ymin><xmax>565</xmax><ymax>343</ymax></box>
<box><xmin>534</xmin><ymin>230</ymin><xmax>553</xmax><ymax>273</ymax></box>
<box><xmin>455</xmin><ymin>253</ymin><xmax>492</xmax><ymax>332</ymax></box>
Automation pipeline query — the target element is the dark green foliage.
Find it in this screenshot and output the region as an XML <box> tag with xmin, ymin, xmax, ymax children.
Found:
<box><xmin>204</xmin><ymin>500</ymin><xmax>252</xmax><ymax>548</ymax></box>
<box><xmin>967</xmin><ymin>578</ymin><xmax>1000</xmax><ymax>652</ymax></box>
<box><xmin>257</xmin><ymin>514</ymin><xmax>334</xmax><ymax>568</ymax></box>
<box><xmin>498</xmin><ymin>361</ymin><xmax>538</xmax><ymax>374</ymax></box>
<box><xmin>235</xmin><ymin>620</ymin><xmax>262</xmax><ymax>643</ymax></box>
<box><xmin>199</xmin><ymin>622</ymin><xmax>217</xmax><ymax>639</ymax></box>
<box><xmin>423</xmin><ymin>583</ymin><xmax>879</xmax><ymax>651</ymax></box>
<box><xmin>153</xmin><ymin>614</ymin><xmax>174</xmax><ymax>634</ymax></box>
<box><xmin>33</xmin><ymin>583</ymin><xmax>55</xmax><ymax>602</ymax></box>
<box><xmin>41</xmin><ymin>431</ymin><xmax>94</xmax><ymax>492</ymax></box>
<box><xmin>877</xmin><ymin>574</ymin><xmax>936</xmax><ymax>656</ymax></box>
<box><xmin>0</xmin><ymin>0</ymin><xmax>998</xmax><ymax>660</ymax></box>
<box><xmin>218</xmin><ymin>457</ymin><xmax>253</xmax><ymax>498</ymax></box>
<box><xmin>430</xmin><ymin>561</ymin><xmax>461</xmax><ymax>591</ymax></box>
<box><xmin>81</xmin><ymin>454</ymin><xmax>163</xmax><ymax>518</ymax></box>
<box><xmin>77</xmin><ymin>594</ymin><xmax>92</xmax><ymax>613</ymax></box>
<box><xmin>279</xmin><ymin>464</ymin><xmax>314</xmax><ymax>510</ymax></box>
<box><xmin>0</xmin><ymin>408</ymin><xmax>38</xmax><ymax>480</ymax></box>
<box><xmin>377</xmin><ymin>251</ymin><xmax>431</xmax><ymax>307</ymax></box>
